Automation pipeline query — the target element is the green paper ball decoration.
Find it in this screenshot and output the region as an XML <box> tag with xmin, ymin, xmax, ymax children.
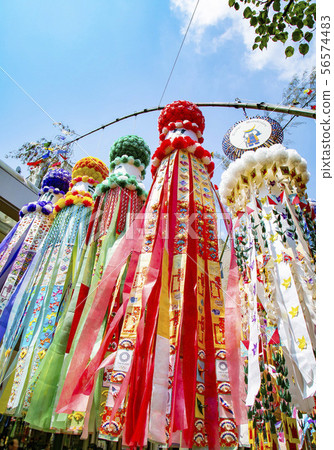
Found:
<box><xmin>93</xmin><ymin>172</ymin><xmax>147</xmax><ymax>200</ymax></box>
<box><xmin>109</xmin><ymin>135</ymin><xmax>151</xmax><ymax>169</ymax></box>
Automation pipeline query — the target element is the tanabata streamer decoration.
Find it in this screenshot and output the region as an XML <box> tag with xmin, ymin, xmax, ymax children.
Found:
<box><xmin>219</xmin><ymin>142</ymin><xmax>316</xmax><ymax>448</ymax></box>
<box><xmin>55</xmin><ymin>101</ymin><xmax>246</xmax><ymax>448</ymax></box>
<box><xmin>222</xmin><ymin>116</ymin><xmax>284</xmax><ymax>161</ymax></box>
<box><xmin>0</xmin><ymin>157</ymin><xmax>108</xmax><ymax>417</ymax></box>
<box><xmin>0</xmin><ymin>168</ymin><xmax>71</xmax><ymax>340</ymax></box>
<box><xmin>25</xmin><ymin>135</ymin><xmax>150</xmax><ymax>433</ymax></box>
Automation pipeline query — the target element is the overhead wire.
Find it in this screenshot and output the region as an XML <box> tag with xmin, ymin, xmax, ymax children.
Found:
<box><xmin>158</xmin><ymin>0</ymin><xmax>200</xmax><ymax>107</ymax></box>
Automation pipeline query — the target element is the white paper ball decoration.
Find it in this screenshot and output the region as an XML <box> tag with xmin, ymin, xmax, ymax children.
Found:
<box><xmin>240</xmin><ymin>151</ymin><xmax>257</xmax><ymax>174</ymax></box>
<box><xmin>298</xmin><ymin>158</ymin><xmax>308</xmax><ymax>173</ymax></box>
<box><xmin>254</xmin><ymin>147</ymin><xmax>271</xmax><ymax>168</ymax></box>
<box><xmin>287</xmin><ymin>149</ymin><xmax>302</xmax><ymax>168</ymax></box>
<box><xmin>225</xmin><ymin>174</ymin><xmax>236</xmax><ymax>191</ymax></box>
<box><xmin>302</xmin><ymin>171</ymin><xmax>311</xmax><ymax>183</ymax></box>
<box><xmin>271</xmin><ymin>144</ymin><xmax>289</xmax><ymax>166</ymax></box>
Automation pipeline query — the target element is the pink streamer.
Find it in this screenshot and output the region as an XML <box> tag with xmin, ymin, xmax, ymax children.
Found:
<box><xmin>214</xmin><ymin>189</ymin><xmax>247</xmax><ymax>425</ymax></box>
<box><xmin>56</xmin><ymin>213</ymin><xmax>145</xmax><ymax>412</ymax></box>
<box><xmin>56</xmin><ymin>248</ymin><xmax>140</xmax><ymax>412</ymax></box>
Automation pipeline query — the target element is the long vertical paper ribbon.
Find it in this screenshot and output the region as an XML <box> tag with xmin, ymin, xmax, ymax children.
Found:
<box><xmin>214</xmin><ymin>191</ymin><xmax>247</xmax><ymax>425</ymax></box>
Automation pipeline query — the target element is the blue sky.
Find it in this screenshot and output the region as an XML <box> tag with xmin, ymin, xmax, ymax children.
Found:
<box><xmin>0</xmin><ymin>0</ymin><xmax>316</xmax><ymax>198</ymax></box>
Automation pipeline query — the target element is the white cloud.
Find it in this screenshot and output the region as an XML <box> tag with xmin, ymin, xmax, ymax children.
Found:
<box><xmin>170</xmin><ymin>0</ymin><xmax>315</xmax><ymax>80</ymax></box>
<box><xmin>170</xmin><ymin>0</ymin><xmax>234</xmax><ymax>43</ymax></box>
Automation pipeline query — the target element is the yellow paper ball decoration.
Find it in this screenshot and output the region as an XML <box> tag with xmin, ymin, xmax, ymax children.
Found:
<box><xmin>72</xmin><ymin>157</ymin><xmax>109</xmax><ymax>184</ymax></box>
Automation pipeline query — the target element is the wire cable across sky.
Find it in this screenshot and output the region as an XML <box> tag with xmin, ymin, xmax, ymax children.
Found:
<box><xmin>158</xmin><ymin>0</ymin><xmax>200</xmax><ymax>107</ymax></box>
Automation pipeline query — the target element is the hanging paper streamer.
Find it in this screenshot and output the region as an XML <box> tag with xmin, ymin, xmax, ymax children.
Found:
<box><xmin>0</xmin><ymin>157</ymin><xmax>108</xmax><ymax>418</ymax></box>
<box><xmin>219</xmin><ymin>141</ymin><xmax>316</xmax><ymax>447</ymax></box>
<box><xmin>24</xmin><ymin>135</ymin><xmax>150</xmax><ymax>433</ymax></box>
<box><xmin>0</xmin><ymin>169</ymin><xmax>72</xmax><ymax>340</ymax></box>
<box><xmin>56</xmin><ymin>101</ymin><xmax>243</xmax><ymax>448</ymax></box>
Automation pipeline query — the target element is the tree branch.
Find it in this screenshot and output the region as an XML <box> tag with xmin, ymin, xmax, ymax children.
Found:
<box><xmin>283</xmin><ymin>0</ymin><xmax>295</xmax><ymax>18</ymax></box>
<box><xmin>264</xmin><ymin>0</ymin><xmax>275</xmax><ymax>9</ymax></box>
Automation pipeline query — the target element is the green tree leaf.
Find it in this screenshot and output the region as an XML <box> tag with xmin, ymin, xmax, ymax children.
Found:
<box><xmin>273</xmin><ymin>0</ymin><xmax>281</xmax><ymax>12</ymax></box>
<box><xmin>292</xmin><ymin>29</ymin><xmax>303</xmax><ymax>41</ymax></box>
<box><xmin>297</xmin><ymin>19</ymin><xmax>304</xmax><ymax>29</ymax></box>
<box><xmin>244</xmin><ymin>6</ymin><xmax>253</xmax><ymax>19</ymax></box>
<box><xmin>304</xmin><ymin>31</ymin><xmax>313</xmax><ymax>42</ymax></box>
<box><xmin>299</xmin><ymin>43</ymin><xmax>309</xmax><ymax>55</ymax></box>
<box><xmin>228</xmin><ymin>0</ymin><xmax>316</xmax><ymax>58</ymax></box>
<box><xmin>250</xmin><ymin>16</ymin><xmax>258</xmax><ymax>26</ymax></box>
<box><xmin>285</xmin><ymin>46</ymin><xmax>295</xmax><ymax>57</ymax></box>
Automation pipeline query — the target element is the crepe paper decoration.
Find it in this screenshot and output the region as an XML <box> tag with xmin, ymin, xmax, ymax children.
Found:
<box><xmin>55</xmin><ymin>101</ymin><xmax>243</xmax><ymax>448</ymax></box>
<box><xmin>27</xmin><ymin>159</ymin><xmax>43</xmax><ymax>167</ymax></box>
<box><xmin>243</xmin><ymin>339</ymin><xmax>250</xmax><ymax>350</ymax></box>
<box><xmin>152</xmin><ymin>100</ymin><xmax>214</xmax><ymax>178</ymax></box>
<box><xmin>290</xmin><ymin>194</ymin><xmax>300</xmax><ymax>205</ymax></box>
<box><xmin>267</xmin><ymin>195</ymin><xmax>279</xmax><ymax>206</ymax></box>
<box><xmin>54</xmin><ymin>190</ymin><xmax>94</xmax><ymax>213</ymax></box>
<box><xmin>0</xmin><ymin>157</ymin><xmax>108</xmax><ymax>418</ymax></box>
<box><xmin>234</xmin><ymin>210</ymin><xmax>245</xmax><ymax>228</ymax></box>
<box><xmin>268</xmin><ymin>329</ymin><xmax>280</xmax><ymax>345</ymax></box>
<box><xmin>94</xmin><ymin>173</ymin><xmax>146</xmax><ymax>201</ymax></box>
<box><xmin>271</xmin><ymin>432</ymin><xmax>279</xmax><ymax>450</ymax></box>
<box><xmin>151</xmin><ymin>135</ymin><xmax>214</xmax><ymax>178</ymax></box>
<box><xmin>41</xmin><ymin>151</ymin><xmax>51</xmax><ymax>159</ymax></box>
<box><xmin>69</xmin><ymin>176</ymin><xmax>100</xmax><ymax>189</ymax></box>
<box><xmin>220</xmin><ymin>147</ymin><xmax>309</xmax><ymax>205</ymax></box>
<box><xmin>24</xmin><ymin>136</ymin><xmax>149</xmax><ymax>433</ymax></box>
<box><xmin>41</xmin><ymin>168</ymin><xmax>71</xmax><ymax>193</ymax></box>
<box><xmin>0</xmin><ymin>168</ymin><xmax>72</xmax><ymax>343</ymax></box>
<box><xmin>56</xmin><ymin>148</ymin><xmax>68</xmax><ymax>155</ymax></box>
<box><xmin>19</xmin><ymin>200</ymin><xmax>53</xmax><ymax>218</ymax></box>
<box><xmin>286</xmin><ymin>416</ymin><xmax>300</xmax><ymax>443</ymax></box>
<box><xmin>158</xmin><ymin>100</ymin><xmax>205</xmax><ymax>144</ymax></box>
<box><xmin>71</xmin><ymin>156</ymin><xmax>109</xmax><ymax>183</ymax></box>
<box><xmin>248</xmin><ymin>420</ymin><xmax>255</xmax><ymax>444</ymax></box>
<box><xmin>109</xmin><ymin>134</ymin><xmax>150</xmax><ymax>178</ymax></box>
<box><xmin>303</xmin><ymin>89</ymin><xmax>313</xmax><ymax>95</ymax></box>
<box><xmin>281</xmin><ymin>414</ymin><xmax>300</xmax><ymax>448</ymax></box>
<box><xmin>219</xmin><ymin>141</ymin><xmax>316</xmax><ymax>443</ymax></box>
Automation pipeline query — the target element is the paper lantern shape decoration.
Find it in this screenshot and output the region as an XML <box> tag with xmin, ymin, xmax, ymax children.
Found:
<box><xmin>219</xmin><ymin>143</ymin><xmax>316</xmax><ymax>446</ymax></box>
<box><xmin>25</xmin><ymin>136</ymin><xmax>150</xmax><ymax>433</ymax></box>
<box><xmin>222</xmin><ymin>116</ymin><xmax>284</xmax><ymax>161</ymax></box>
<box><xmin>0</xmin><ymin>168</ymin><xmax>71</xmax><ymax>340</ymax></box>
<box><xmin>55</xmin><ymin>101</ymin><xmax>244</xmax><ymax>448</ymax></box>
<box><xmin>0</xmin><ymin>157</ymin><xmax>108</xmax><ymax>417</ymax></box>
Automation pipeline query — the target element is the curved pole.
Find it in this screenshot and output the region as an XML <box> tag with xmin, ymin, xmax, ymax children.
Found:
<box><xmin>65</xmin><ymin>101</ymin><xmax>316</xmax><ymax>147</ymax></box>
